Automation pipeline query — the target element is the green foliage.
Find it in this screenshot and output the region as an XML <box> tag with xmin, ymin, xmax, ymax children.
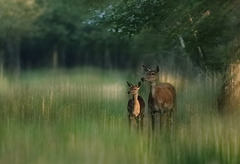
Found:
<box><xmin>94</xmin><ymin>0</ymin><xmax>163</xmax><ymax>35</ymax></box>
<box><xmin>1</xmin><ymin>0</ymin><xmax>240</xmax><ymax>72</ymax></box>
<box><xmin>0</xmin><ymin>0</ymin><xmax>41</xmax><ymax>40</ymax></box>
<box><xmin>18</xmin><ymin>0</ymin><xmax>134</xmax><ymax>69</ymax></box>
<box><xmin>36</xmin><ymin>0</ymin><xmax>84</xmax><ymax>43</ymax></box>
<box><xmin>96</xmin><ymin>0</ymin><xmax>240</xmax><ymax>71</ymax></box>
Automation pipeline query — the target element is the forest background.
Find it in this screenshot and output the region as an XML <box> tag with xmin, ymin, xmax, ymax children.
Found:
<box><xmin>1</xmin><ymin>1</ymin><xmax>240</xmax><ymax>163</ymax></box>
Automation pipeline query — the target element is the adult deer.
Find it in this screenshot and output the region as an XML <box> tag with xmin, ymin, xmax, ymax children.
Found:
<box><xmin>141</xmin><ymin>65</ymin><xmax>176</xmax><ymax>130</ymax></box>
<box><xmin>127</xmin><ymin>81</ymin><xmax>145</xmax><ymax>130</ymax></box>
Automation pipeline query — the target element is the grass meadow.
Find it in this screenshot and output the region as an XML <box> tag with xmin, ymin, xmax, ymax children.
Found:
<box><xmin>0</xmin><ymin>67</ymin><xmax>240</xmax><ymax>164</ymax></box>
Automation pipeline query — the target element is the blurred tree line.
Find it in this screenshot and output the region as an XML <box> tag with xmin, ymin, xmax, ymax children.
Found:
<box><xmin>0</xmin><ymin>0</ymin><xmax>201</xmax><ymax>76</ymax></box>
<box><xmin>0</xmin><ymin>0</ymin><xmax>146</xmax><ymax>75</ymax></box>
<box><xmin>93</xmin><ymin>0</ymin><xmax>240</xmax><ymax>112</ymax></box>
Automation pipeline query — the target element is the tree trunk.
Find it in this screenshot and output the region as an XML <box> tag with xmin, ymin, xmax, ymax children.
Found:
<box><xmin>6</xmin><ymin>39</ymin><xmax>21</xmax><ymax>78</ymax></box>
<box><xmin>218</xmin><ymin>61</ymin><xmax>240</xmax><ymax>113</ymax></box>
<box><xmin>0</xmin><ymin>50</ymin><xmax>4</xmax><ymax>79</ymax></box>
<box><xmin>104</xmin><ymin>48</ymin><xmax>111</xmax><ymax>68</ymax></box>
<box><xmin>53</xmin><ymin>45</ymin><xmax>58</xmax><ymax>70</ymax></box>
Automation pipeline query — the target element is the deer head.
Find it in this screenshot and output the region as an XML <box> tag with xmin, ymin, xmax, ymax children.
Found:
<box><xmin>141</xmin><ymin>65</ymin><xmax>159</xmax><ymax>83</ymax></box>
<box><xmin>127</xmin><ymin>81</ymin><xmax>141</xmax><ymax>95</ymax></box>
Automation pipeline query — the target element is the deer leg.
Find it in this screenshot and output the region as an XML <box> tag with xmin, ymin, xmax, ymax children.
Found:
<box><xmin>166</xmin><ymin>110</ymin><xmax>169</xmax><ymax>124</ymax></box>
<box><xmin>140</xmin><ymin>114</ymin><xmax>144</xmax><ymax>132</ymax></box>
<box><xmin>159</xmin><ymin>112</ymin><xmax>162</xmax><ymax>130</ymax></box>
<box><xmin>128</xmin><ymin>115</ymin><xmax>132</xmax><ymax>129</ymax></box>
<box><xmin>136</xmin><ymin>116</ymin><xmax>140</xmax><ymax>131</ymax></box>
<box><xmin>151</xmin><ymin>112</ymin><xmax>155</xmax><ymax>131</ymax></box>
<box><xmin>159</xmin><ymin>108</ymin><xmax>165</xmax><ymax>130</ymax></box>
<box><xmin>166</xmin><ymin>110</ymin><xmax>174</xmax><ymax>133</ymax></box>
<box><xmin>167</xmin><ymin>110</ymin><xmax>173</xmax><ymax>124</ymax></box>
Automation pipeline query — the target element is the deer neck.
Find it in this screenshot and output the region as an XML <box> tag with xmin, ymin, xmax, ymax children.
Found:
<box><xmin>132</xmin><ymin>94</ymin><xmax>140</xmax><ymax>117</ymax></box>
<box><xmin>150</xmin><ymin>82</ymin><xmax>157</xmax><ymax>97</ymax></box>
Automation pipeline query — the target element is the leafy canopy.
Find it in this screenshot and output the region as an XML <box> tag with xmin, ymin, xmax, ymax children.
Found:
<box><xmin>0</xmin><ymin>0</ymin><xmax>41</xmax><ymax>40</ymax></box>
<box><xmin>93</xmin><ymin>0</ymin><xmax>240</xmax><ymax>71</ymax></box>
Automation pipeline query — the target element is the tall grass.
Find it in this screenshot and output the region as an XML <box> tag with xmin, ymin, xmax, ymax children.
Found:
<box><xmin>0</xmin><ymin>67</ymin><xmax>239</xmax><ymax>164</ymax></box>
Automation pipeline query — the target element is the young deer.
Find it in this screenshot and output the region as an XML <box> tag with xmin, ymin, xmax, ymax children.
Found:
<box><xmin>127</xmin><ymin>81</ymin><xmax>145</xmax><ymax>130</ymax></box>
<box><xmin>141</xmin><ymin>65</ymin><xmax>176</xmax><ymax>130</ymax></box>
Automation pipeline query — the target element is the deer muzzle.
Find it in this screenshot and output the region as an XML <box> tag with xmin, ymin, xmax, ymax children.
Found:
<box><xmin>141</xmin><ymin>77</ymin><xmax>146</xmax><ymax>82</ymax></box>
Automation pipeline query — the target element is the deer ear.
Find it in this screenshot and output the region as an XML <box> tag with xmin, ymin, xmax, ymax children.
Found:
<box><xmin>138</xmin><ymin>81</ymin><xmax>141</xmax><ymax>88</ymax></box>
<box><xmin>142</xmin><ymin>65</ymin><xmax>150</xmax><ymax>72</ymax></box>
<box><xmin>127</xmin><ymin>82</ymin><xmax>133</xmax><ymax>87</ymax></box>
<box><xmin>156</xmin><ymin>66</ymin><xmax>159</xmax><ymax>72</ymax></box>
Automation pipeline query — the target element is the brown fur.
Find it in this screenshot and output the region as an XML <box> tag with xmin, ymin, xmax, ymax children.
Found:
<box><xmin>128</xmin><ymin>96</ymin><xmax>145</xmax><ymax>117</ymax></box>
<box><xmin>127</xmin><ymin>82</ymin><xmax>145</xmax><ymax>130</ymax></box>
<box><xmin>150</xmin><ymin>83</ymin><xmax>176</xmax><ymax>113</ymax></box>
<box><xmin>142</xmin><ymin>65</ymin><xmax>176</xmax><ymax>130</ymax></box>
